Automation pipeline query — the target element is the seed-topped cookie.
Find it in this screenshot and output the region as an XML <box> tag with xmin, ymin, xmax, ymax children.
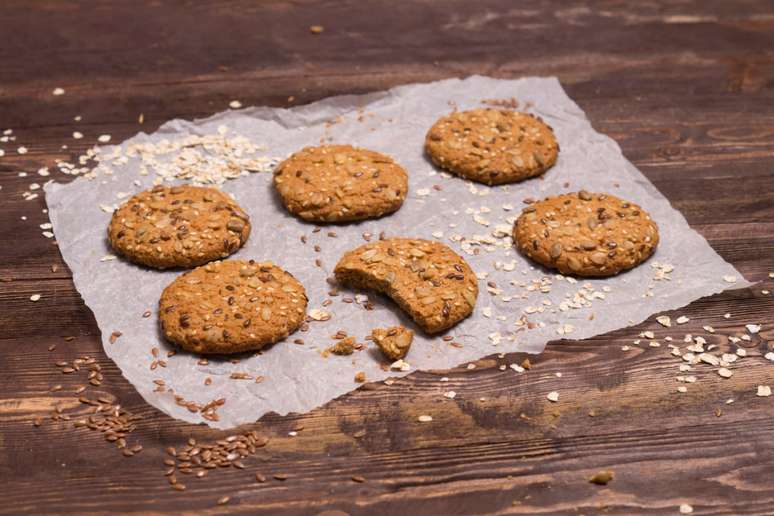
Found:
<box><xmin>273</xmin><ymin>144</ymin><xmax>408</xmax><ymax>222</ymax></box>
<box><xmin>107</xmin><ymin>185</ymin><xmax>250</xmax><ymax>269</ymax></box>
<box><xmin>425</xmin><ymin>108</ymin><xmax>559</xmax><ymax>186</ymax></box>
<box><xmin>334</xmin><ymin>238</ymin><xmax>478</xmax><ymax>333</ymax></box>
<box><xmin>513</xmin><ymin>191</ymin><xmax>659</xmax><ymax>277</ymax></box>
<box><xmin>159</xmin><ymin>259</ymin><xmax>308</xmax><ymax>355</ymax></box>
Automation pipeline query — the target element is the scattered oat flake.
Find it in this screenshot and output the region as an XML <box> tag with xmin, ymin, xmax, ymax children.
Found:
<box><xmin>17</xmin><ymin>146</ymin><xmax>28</xmax><ymax>154</ymax></box>
<box><xmin>443</xmin><ymin>391</ymin><xmax>456</xmax><ymax>399</ymax></box>
<box><xmin>229</xmin><ymin>100</ymin><xmax>242</xmax><ymax>109</ymax></box>
<box><xmin>746</xmin><ymin>324</ymin><xmax>761</xmax><ymax>334</ymax></box>
<box><xmin>676</xmin><ymin>316</ymin><xmax>690</xmax><ymax>324</ymax></box>
<box><xmin>717</xmin><ymin>368</ymin><xmax>733</xmax><ymax>378</ymax></box>
<box><xmin>656</xmin><ymin>315</ymin><xmax>671</xmax><ymax>327</ymax></box>
<box><xmin>679</xmin><ymin>504</ymin><xmax>694</xmax><ymax>514</ymax></box>
<box><xmin>98</xmin><ymin>134</ymin><xmax>111</xmax><ymax>143</ymax></box>
<box><xmin>723</xmin><ymin>275</ymin><xmax>737</xmax><ymax>283</ymax></box>
<box><xmin>677</xmin><ymin>386</ymin><xmax>687</xmax><ymax>393</ymax></box>
<box><xmin>546</xmin><ymin>391</ymin><xmax>559</xmax><ymax>402</ymax></box>
<box><xmin>100</xmin><ymin>254</ymin><xmax>117</xmax><ymax>262</ymax></box>
<box><xmin>764</xmin><ymin>352</ymin><xmax>774</xmax><ymax>362</ymax></box>
<box><xmin>72</xmin><ymin>131</ymin><xmax>83</xmax><ymax>139</ymax></box>
<box><xmin>53</xmin><ymin>87</ymin><xmax>65</xmax><ymax>95</ymax></box>
<box><xmin>30</xmin><ymin>294</ymin><xmax>41</xmax><ymax>302</ymax></box>
<box><xmin>308</xmin><ymin>308</ymin><xmax>330</xmax><ymax>321</ymax></box>
<box><xmin>417</xmin><ymin>415</ymin><xmax>433</xmax><ymax>422</ymax></box>
<box><xmin>757</xmin><ymin>385</ymin><xmax>771</xmax><ymax>397</ymax></box>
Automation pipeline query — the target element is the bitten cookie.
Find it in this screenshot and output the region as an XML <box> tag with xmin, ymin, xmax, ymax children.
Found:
<box><xmin>372</xmin><ymin>326</ymin><xmax>413</xmax><ymax>360</ymax></box>
<box><xmin>513</xmin><ymin>191</ymin><xmax>659</xmax><ymax>277</ymax></box>
<box><xmin>107</xmin><ymin>185</ymin><xmax>250</xmax><ymax>269</ymax></box>
<box><xmin>425</xmin><ymin>108</ymin><xmax>558</xmax><ymax>185</ymax></box>
<box><xmin>334</xmin><ymin>238</ymin><xmax>478</xmax><ymax>333</ymax></box>
<box><xmin>273</xmin><ymin>144</ymin><xmax>408</xmax><ymax>222</ymax></box>
<box><xmin>159</xmin><ymin>259</ymin><xmax>307</xmax><ymax>354</ymax></box>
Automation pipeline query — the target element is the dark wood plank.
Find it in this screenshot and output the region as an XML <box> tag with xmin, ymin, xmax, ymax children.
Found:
<box><xmin>1</xmin><ymin>1</ymin><xmax>774</xmax><ymax>514</ymax></box>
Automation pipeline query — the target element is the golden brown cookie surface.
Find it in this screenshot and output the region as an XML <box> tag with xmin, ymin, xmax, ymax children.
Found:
<box><xmin>107</xmin><ymin>185</ymin><xmax>250</xmax><ymax>269</ymax></box>
<box><xmin>513</xmin><ymin>191</ymin><xmax>659</xmax><ymax>277</ymax></box>
<box><xmin>334</xmin><ymin>238</ymin><xmax>478</xmax><ymax>333</ymax></box>
<box><xmin>273</xmin><ymin>144</ymin><xmax>408</xmax><ymax>222</ymax></box>
<box><xmin>159</xmin><ymin>259</ymin><xmax>308</xmax><ymax>355</ymax></box>
<box><xmin>425</xmin><ymin>108</ymin><xmax>559</xmax><ymax>185</ymax></box>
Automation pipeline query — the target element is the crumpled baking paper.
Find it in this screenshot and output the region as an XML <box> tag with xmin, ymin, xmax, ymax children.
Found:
<box><xmin>45</xmin><ymin>76</ymin><xmax>749</xmax><ymax>429</ymax></box>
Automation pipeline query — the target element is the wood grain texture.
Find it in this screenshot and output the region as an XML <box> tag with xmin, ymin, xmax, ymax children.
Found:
<box><xmin>1</xmin><ymin>1</ymin><xmax>774</xmax><ymax>514</ymax></box>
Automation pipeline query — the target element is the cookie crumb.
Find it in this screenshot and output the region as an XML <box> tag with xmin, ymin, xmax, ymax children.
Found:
<box><xmin>354</xmin><ymin>371</ymin><xmax>366</xmax><ymax>383</ymax></box>
<box><xmin>372</xmin><ymin>326</ymin><xmax>413</xmax><ymax>360</ymax></box>
<box><xmin>327</xmin><ymin>336</ymin><xmax>356</xmax><ymax>356</ymax></box>
<box><xmin>589</xmin><ymin>470</ymin><xmax>614</xmax><ymax>485</ymax></box>
<box><xmin>309</xmin><ymin>25</ymin><xmax>324</xmax><ymax>34</ymax></box>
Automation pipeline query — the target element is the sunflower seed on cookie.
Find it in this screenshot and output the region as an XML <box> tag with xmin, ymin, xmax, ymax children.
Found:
<box><xmin>425</xmin><ymin>108</ymin><xmax>558</xmax><ymax>186</ymax></box>
<box><xmin>512</xmin><ymin>191</ymin><xmax>659</xmax><ymax>277</ymax></box>
<box><xmin>273</xmin><ymin>144</ymin><xmax>408</xmax><ymax>222</ymax></box>
<box><xmin>334</xmin><ymin>238</ymin><xmax>478</xmax><ymax>333</ymax></box>
<box><xmin>159</xmin><ymin>259</ymin><xmax>308</xmax><ymax>354</ymax></box>
<box><xmin>107</xmin><ymin>185</ymin><xmax>250</xmax><ymax>269</ymax></box>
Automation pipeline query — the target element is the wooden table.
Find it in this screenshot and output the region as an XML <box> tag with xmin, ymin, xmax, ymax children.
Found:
<box><xmin>2</xmin><ymin>1</ymin><xmax>773</xmax><ymax>514</ymax></box>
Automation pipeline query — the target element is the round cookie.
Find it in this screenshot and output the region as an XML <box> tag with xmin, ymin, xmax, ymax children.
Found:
<box><xmin>273</xmin><ymin>144</ymin><xmax>408</xmax><ymax>222</ymax></box>
<box><xmin>159</xmin><ymin>259</ymin><xmax>308</xmax><ymax>354</ymax></box>
<box><xmin>425</xmin><ymin>108</ymin><xmax>559</xmax><ymax>186</ymax></box>
<box><xmin>108</xmin><ymin>185</ymin><xmax>251</xmax><ymax>269</ymax></box>
<box><xmin>513</xmin><ymin>191</ymin><xmax>659</xmax><ymax>277</ymax></box>
<box><xmin>334</xmin><ymin>238</ymin><xmax>478</xmax><ymax>334</ymax></box>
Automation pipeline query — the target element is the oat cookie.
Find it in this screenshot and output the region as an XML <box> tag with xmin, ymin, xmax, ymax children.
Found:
<box><xmin>513</xmin><ymin>191</ymin><xmax>659</xmax><ymax>277</ymax></box>
<box><xmin>108</xmin><ymin>185</ymin><xmax>250</xmax><ymax>269</ymax></box>
<box><xmin>334</xmin><ymin>238</ymin><xmax>478</xmax><ymax>333</ymax></box>
<box><xmin>425</xmin><ymin>108</ymin><xmax>558</xmax><ymax>185</ymax></box>
<box><xmin>372</xmin><ymin>326</ymin><xmax>413</xmax><ymax>360</ymax></box>
<box><xmin>159</xmin><ymin>259</ymin><xmax>308</xmax><ymax>354</ymax></box>
<box><xmin>273</xmin><ymin>144</ymin><xmax>408</xmax><ymax>222</ymax></box>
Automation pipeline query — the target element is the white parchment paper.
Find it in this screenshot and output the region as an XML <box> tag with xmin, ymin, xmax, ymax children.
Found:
<box><xmin>45</xmin><ymin>76</ymin><xmax>749</xmax><ymax>428</ymax></box>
